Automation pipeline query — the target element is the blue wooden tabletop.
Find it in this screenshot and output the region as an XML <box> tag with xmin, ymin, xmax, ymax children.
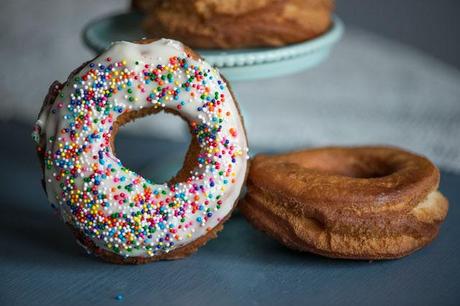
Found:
<box><xmin>1</xmin><ymin>121</ymin><xmax>459</xmax><ymax>306</ymax></box>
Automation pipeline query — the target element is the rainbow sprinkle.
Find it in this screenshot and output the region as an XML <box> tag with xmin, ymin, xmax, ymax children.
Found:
<box><xmin>33</xmin><ymin>41</ymin><xmax>248</xmax><ymax>257</ymax></box>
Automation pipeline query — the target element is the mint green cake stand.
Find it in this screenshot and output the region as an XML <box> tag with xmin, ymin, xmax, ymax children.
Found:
<box><xmin>83</xmin><ymin>12</ymin><xmax>344</xmax><ymax>81</ymax></box>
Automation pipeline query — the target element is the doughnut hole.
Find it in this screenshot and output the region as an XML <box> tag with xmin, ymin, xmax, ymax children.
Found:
<box><xmin>112</xmin><ymin>108</ymin><xmax>198</xmax><ymax>184</ymax></box>
<box><xmin>293</xmin><ymin>150</ymin><xmax>398</xmax><ymax>179</ymax></box>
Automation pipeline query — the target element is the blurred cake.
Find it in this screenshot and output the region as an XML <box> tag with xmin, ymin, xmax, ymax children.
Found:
<box><xmin>133</xmin><ymin>0</ymin><xmax>334</xmax><ymax>49</ymax></box>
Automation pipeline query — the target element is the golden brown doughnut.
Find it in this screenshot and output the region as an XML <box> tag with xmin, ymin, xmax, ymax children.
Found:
<box><xmin>32</xmin><ymin>39</ymin><xmax>249</xmax><ymax>264</ymax></box>
<box><xmin>134</xmin><ymin>0</ymin><xmax>334</xmax><ymax>49</ymax></box>
<box><xmin>240</xmin><ymin>146</ymin><xmax>448</xmax><ymax>260</ymax></box>
<box><xmin>132</xmin><ymin>0</ymin><xmax>160</xmax><ymax>12</ymax></box>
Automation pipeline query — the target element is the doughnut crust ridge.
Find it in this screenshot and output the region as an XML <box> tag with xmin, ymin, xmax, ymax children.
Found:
<box><xmin>240</xmin><ymin>146</ymin><xmax>448</xmax><ymax>259</ymax></box>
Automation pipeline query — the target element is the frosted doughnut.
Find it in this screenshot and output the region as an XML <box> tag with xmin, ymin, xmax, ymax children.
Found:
<box><xmin>32</xmin><ymin>39</ymin><xmax>249</xmax><ymax>264</ymax></box>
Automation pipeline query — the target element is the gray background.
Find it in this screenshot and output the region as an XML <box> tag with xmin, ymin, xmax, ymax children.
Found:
<box><xmin>1</xmin><ymin>1</ymin><xmax>459</xmax><ymax>305</ymax></box>
<box><xmin>337</xmin><ymin>0</ymin><xmax>460</xmax><ymax>69</ymax></box>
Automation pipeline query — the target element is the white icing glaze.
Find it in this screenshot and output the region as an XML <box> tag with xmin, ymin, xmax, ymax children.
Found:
<box><xmin>33</xmin><ymin>39</ymin><xmax>248</xmax><ymax>258</ymax></box>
